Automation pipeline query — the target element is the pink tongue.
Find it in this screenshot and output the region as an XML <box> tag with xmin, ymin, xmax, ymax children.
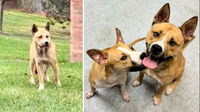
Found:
<box><xmin>142</xmin><ymin>56</ymin><xmax>158</xmax><ymax>69</ymax></box>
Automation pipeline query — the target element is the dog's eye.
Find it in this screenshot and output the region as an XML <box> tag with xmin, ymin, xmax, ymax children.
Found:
<box><xmin>120</xmin><ymin>55</ymin><xmax>127</xmax><ymax>61</ymax></box>
<box><xmin>153</xmin><ymin>32</ymin><xmax>160</xmax><ymax>37</ymax></box>
<box><xmin>46</xmin><ymin>35</ymin><xmax>49</xmax><ymax>38</ymax></box>
<box><xmin>169</xmin><ymin>40</ymin><xmax>177</xmax><ymax>46</ymax></box>
<box><xmin>38</xmin><ymin>36</ymin><xmax>42</xmax><ymax>38</ymax></box>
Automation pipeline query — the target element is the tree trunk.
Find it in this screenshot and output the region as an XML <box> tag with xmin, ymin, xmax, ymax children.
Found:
<box><xmin>0</xmin><ymin>0</ymin><xmax>5</xmax><ymax>31</ymax></box>
<box><xmin>17</xmin><ymin>0</ymin><xmax>43</xmax><ymax>12</ymax></box>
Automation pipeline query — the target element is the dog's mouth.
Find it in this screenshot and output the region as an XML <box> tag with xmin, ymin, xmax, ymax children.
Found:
<box><xmin>39</xmin><ymin>44</ymin><xmax>49</xmax><ymax>48</ymax></box>
<box><xmin>141</xmin><ymin>52</ymin><xmax>172</xmax><ymax>69</ymax></box>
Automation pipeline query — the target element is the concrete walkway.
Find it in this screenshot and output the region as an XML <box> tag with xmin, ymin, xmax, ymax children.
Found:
<box><xmin>84</xmin><ymin>0</ymin><xmax>199</xmax><ymax>112</ymax></box>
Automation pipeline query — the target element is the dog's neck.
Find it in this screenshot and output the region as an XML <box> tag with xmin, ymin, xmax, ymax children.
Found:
<box><xmin>154</xmin><ymin>53</ymin><xmax>182</xmax><ymax>71</ymax></box>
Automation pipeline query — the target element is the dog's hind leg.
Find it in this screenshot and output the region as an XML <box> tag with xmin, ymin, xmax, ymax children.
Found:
<box><xmin>29</xmin><ymin>59</ymin><xmax>36</xmax><ymax>85</ymax></box>
<box><xmin>51</xmin><ymin>60</ymin><xmax>61</xmax><ymax>86</ymax></box>
<box><xmin>44</xmin><ymin>65</ymin><xmax>51</xmax><ymax>82</ymax></box>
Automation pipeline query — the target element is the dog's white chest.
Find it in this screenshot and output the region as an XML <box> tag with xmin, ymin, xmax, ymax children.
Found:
<box><xmin>37</xmin><ymin>55</ymin><xmax>51</xmax><ymax>64</ymax></box>
<box><xmin>145</xmin><ymin>69</ymin><xmax>163</xmax><ymax>84</ymax></box>
<box><xmin>94</xmin><ymin>73</ymin><xmax>127</xmax><ymax>88</ymax></box>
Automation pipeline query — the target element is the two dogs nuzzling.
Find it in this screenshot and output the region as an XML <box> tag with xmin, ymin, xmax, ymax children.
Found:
<box><xmin>86</xmin><ymin>3</ymin><xmax>198</xmax><ymax>105</ymax></box>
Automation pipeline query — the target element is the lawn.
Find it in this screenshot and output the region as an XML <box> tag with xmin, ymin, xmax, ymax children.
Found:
<box><xmin>0</xmin><ymin>10</ymin><xmax>82</xmax><ymax>112</ymax></box>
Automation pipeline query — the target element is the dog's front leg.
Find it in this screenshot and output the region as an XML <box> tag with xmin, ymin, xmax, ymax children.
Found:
<box><xmin>165</xmin><ymin>77</ymin><xmax>182</xmax><ymax>96</ymax></box>
<box><xmin>44</xmin><ymin>65</ymin><xmax>51</xmax><ymax>82</ymax></box>
<box><xmin>153</xmin><ymin>84</ymin><xmax>167</xmax><ymax>105</ymax></box>
<box><xmin>35</xmin><ymin>63</ymin><xmax>45</xmax><ymax>90</ymax></box>
<box><xmin>120</xmin><ymin>83</ymin><xmax>131</xmax><ymax>102</ymax></box>
<box><xmin>86</xmin><ymin>85</ymin><xmax>96</xmax><ymax>99</ymax></box>
<box><xmin>29</xmin><ymin>59</ymin><xmax>36</xmax><ymax>85</ymax></box>
<box><xmin>51</xmin><ymin>60</ymin><xmax>61</xmax><ymax>86</ymax></box>
<box><xmin>132</xmin><ymin>72</ymin><xmax>144</xmax><ymax>87</ymax></box>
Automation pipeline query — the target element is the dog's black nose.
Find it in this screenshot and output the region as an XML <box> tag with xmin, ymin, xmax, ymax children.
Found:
<box><xmin>45</xmin><ymin>42</ymin><xmax>49</xmax><ymax>46</ymax></box>
<box><xmin>151</xmin><ymin>44</ymin><xmax>162</xmax><ymax>56</ymax></box>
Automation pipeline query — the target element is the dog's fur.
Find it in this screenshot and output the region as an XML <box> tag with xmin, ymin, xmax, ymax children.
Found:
<box><xmin>29</xmin><ymin>22</ymin><xmax>61</xmax><ymax>90</ymax></box>
<box><xmin>86</xmin><ymin>28</ymin><xmax>145</xmax><ymax>102</ymax></box>
<box><xmin>132</xmin><ymin>3</ymin><xmax>198</xmax><ymax>105</ymax></box>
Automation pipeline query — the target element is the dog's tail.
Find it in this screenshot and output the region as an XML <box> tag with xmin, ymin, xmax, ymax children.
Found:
<box><xmin>128</xmin><ymin>37</ymin><xmax>146</xmax><ymax>47</ymax></box>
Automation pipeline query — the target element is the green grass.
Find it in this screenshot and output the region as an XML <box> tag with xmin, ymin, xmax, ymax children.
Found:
<box><xmin>3</xmin><ymin>10</ymin><xmax>70</xmax><ymax>38</ymax></box>
<box><xmin>0</xmin><ymin>10</ymin><xmax>82</xmax><ymax>112</ymax></box>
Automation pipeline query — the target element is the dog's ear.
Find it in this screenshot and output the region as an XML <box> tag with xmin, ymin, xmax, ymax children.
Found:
<box><xmin>152</xmin><ymin>3</ymin><xmax>170</xmax><ymax>25</ymax></box>
<box><xmin>87</xmin><ymin>49</ymin><xmax>108</xmax><ymax>64</ymax></box>
<box><xmin>45</xmin><ymin>22</ymin><xmax>50</xmax><ymax>31</ymax></box>
<box><xmin>115</xmin><ymin>28</ymin><xmax>124</xmax><ymax>44</ymax></box>
<box><xmin>32</xmin><ymin>24</ymin><xmax>38</xmax><ymax>34</ymax></box>
<box><xmin>180</xmin><ymin>16</ymin><xmax>198</xmax><ymax>47</ymax></box>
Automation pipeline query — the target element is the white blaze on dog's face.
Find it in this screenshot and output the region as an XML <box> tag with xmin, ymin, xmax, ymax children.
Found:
<box><xmin>147</xmin><ymin>25</ymin><xmax>185</xmax><ymax>57</ymax></box>
<box><xmin>32</xmin><ymin>22</ymin><xmax>51</xmax><ymax>48</ymax></box>
<box><xmin>117</xmin><ymin>47</ymin><xmax>142</xmax><ymax>65</ymax></box>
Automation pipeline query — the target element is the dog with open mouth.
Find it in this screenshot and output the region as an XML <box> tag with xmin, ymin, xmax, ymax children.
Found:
<box><xmin>86</xmin><ymin>28</ymin><xmax>145</xmax><ymax>102</ymax></box>
<box><xmin>132</xmin><ymin>3</ymin><xmax>198</xmax><ymax>105</ymax></box>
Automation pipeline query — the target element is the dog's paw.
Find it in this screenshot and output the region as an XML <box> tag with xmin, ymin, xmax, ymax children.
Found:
<box><xmin>29</xmin><ymin>79</ymin><xmax>36</xmax><ymax>85</ymax></box>
<box><xmin>85</xmin><ymin>91</ymin><xmax>94</xmax><ymax>99</ymax></box>
<box><xmin>153</xmin><ymin>96</ymin><xmax>161</xmax><ymax>105</ymax></box>
<box><xmin>45</xmin><ymin>78</ymin><xmax>51</xmax><ymax>82</ymax></box>
<box><xmin>55</xmin><ymin>81</ymin><xmax>62</xmax><ymax>87</ymax></box>
<box><xmin>38</xmin><ymin>84</ymin><xmax>44</xmax><ymax>90</ymax></box>
<box><xmin>165</xmin><ymin>87</ymin><xmax>173</xmax><ymax>96</ymax></box>
<box><xmin>122</xmin><ymin>93</ymin><xmax>131</xmax><ymax>103</ymax></box>
<box><xmin>38</xmin><ymin>87</ymin><xmax>44</xmax><ymax>90</ymax></box>
<box><xmin>132</xmin><ymin>80</ymin><xmax>141</xmax><ymax>87</ymax></box>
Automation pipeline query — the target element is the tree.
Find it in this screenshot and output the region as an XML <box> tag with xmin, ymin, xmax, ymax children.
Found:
<box><xmin>0</xmin><ymin>0</ymin><xmax>5</xmax><ymax>32</ymax></box>
<box><xmin>17</xmin><ymin>0</ymin><xmax>70</xmax><ymax>24</ymax></box>
<box><xmin>42</xmin><ymin>0</ymin><xmax>70</xmax><ymax>23</ymax></box>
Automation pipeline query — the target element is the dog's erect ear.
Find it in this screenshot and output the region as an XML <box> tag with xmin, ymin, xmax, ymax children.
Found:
<box><xmin>87</xmin><ymin>49</ymin><xmax>108</xmax><ymax>64</ymax></box>
<box><xmin>32</xmin><ymin>24</ymin><xmax>38</xmax><ymax>34</ymax></box>
<box><xmin>152</xmin><ymin>3</ymin><xmax>170</xmax><ymax>25</ymax></box>
<box><xmin>45</xmin><ymin>22</ymin><xmax>50</xmax><ymax>31</ymax></box>
<box><xmin>180</xmin><ymin>16</ymin><xmax>198</xmax><ymax>47</ymax></box>
<box><xmin>115</xmin><ymin>28</ymin><xmax>124</xmax><ymax>44</ymax></box>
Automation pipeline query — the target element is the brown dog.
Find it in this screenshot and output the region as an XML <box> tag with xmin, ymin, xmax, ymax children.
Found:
<box><xmin>132</xmin><ymin>3</ymin><xmax>198</xmax><ymax>105</ymax></box>
<box><xmin>29</xmin><ymin>22</ymin><xmax>61</xmax><ymax>90</ymax></box>
<box><xmin>86</xmin><ymin>28</ymin><xmax>145</xmax><ymax>102</ymax></box>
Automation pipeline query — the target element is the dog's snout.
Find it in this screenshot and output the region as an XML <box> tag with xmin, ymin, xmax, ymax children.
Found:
<box><xmin>151</xmin><ymin>44</ymin><xmax>162</xmax><ymax>56</ymax></box>
<box><xmin>45</xmin><ymin>42</ymin><xmax>49</xmax><ymax>46</ymax></box>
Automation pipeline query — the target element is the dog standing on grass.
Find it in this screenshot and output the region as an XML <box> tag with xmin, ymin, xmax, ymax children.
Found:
<box><xmin>29</xmin><ymin>22</ymin><xmax>61</xmax><ymax>90</ymax></box>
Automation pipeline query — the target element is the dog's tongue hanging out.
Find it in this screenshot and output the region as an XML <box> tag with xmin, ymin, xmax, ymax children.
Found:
<box><xmin>142</xmin><ymin>56</ymin><xmax>158</xmax><ymax>69</ymax></box>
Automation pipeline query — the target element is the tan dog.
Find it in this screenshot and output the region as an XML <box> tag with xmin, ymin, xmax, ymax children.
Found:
<box><xmin>132</xmin><ymin>3</ymin><xmax>198</xmax><ymax>105</ymax></box>
<box><xmin>29</xmin><ymin>22</ymin><xmax>61</xmax><ymax>90</ymax></box>
<box><xmin>86</xmin><ymin>28</ymin><xmax>145</xmax><ymax>102</ymax></box>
